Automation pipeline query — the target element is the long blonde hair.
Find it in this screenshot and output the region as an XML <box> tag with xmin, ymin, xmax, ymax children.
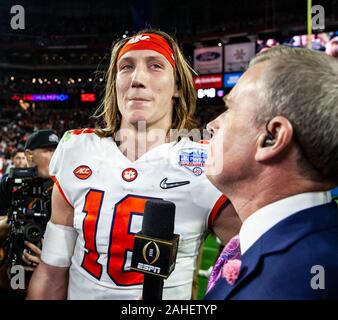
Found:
<box><xmin>94</xmin><ymin>29</ymin><xmax>197</xmax><ymax>138</ymax></box>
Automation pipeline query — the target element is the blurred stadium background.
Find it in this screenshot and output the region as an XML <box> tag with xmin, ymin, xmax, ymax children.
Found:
<box><xmin>0</xmin><ymin>0</ymin><xmax>337</xmax><ymax>298</ymax></box>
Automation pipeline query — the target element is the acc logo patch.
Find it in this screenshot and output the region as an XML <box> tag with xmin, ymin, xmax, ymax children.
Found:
<box><xmin>122</xmin><ymin>168</ymin><xmax>138</xmax><ymax>182</ymax></box>
<box><xmin>73</xmin><ymin>165</ymin><xmax>92</xmax><ymax>180</ymax></box>
<box><xmin>178</xmin><ymin>148</ymin><xmax>207</xmax><ymax>176</ymax></box>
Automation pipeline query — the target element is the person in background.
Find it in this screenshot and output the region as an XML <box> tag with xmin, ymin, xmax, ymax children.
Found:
<box><xmin>326</xmin><ymin>36</ymin><xmax>338</xmax><ymax>58</ymax></box>
<box><xmin>0</xmin><ymin>129</ymin><xmax>59</xmax><ymax>300</ymax></box>
<box><xmin>4</xmin><ymin>148</ymin><xmax>27</xmax><ymax>175</ymax></box>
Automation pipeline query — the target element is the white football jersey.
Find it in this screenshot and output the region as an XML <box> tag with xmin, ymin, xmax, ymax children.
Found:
<box><xmin>49</xmin><ymin>129</ymin><xmax>226</xmax><ymax>300</ymax></box>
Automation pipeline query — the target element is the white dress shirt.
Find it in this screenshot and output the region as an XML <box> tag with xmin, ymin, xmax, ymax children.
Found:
<box><xmin>239</xmin><ymin>191</ymin><xmax>332</xmax><ymax>255</ymax></box>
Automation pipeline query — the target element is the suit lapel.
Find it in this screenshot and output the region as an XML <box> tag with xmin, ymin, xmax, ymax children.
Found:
<box><xmin>205</xmin><ymin>201</ymin><xmax>338</xmax><ymax>300</ymax></box>
<box><xmin>205</xmin><ymin>241</ymin><xmax>263</xmax><ymax>300</ymax></box>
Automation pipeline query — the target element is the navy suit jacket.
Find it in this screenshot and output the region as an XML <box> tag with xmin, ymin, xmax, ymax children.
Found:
<box><xmin>204</xmin><ymin>201</ymin><xmax>338</xmax><ymax>300</ymax></box>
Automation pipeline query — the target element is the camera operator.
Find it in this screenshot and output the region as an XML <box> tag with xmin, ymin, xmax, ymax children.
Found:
<box><xmin>0</xmin><ymin>129</ymin><xmax>59</xmax><ymax>299</ymax></box>
<box><xmin>0</xmin><ymin>149</ymin><xmax>28</xmax><ymax>216</ymax></box>
<box><xmin>4</xmin><ymin>148</ymin><xmax>28</xmax><ymax>176</ymax></box>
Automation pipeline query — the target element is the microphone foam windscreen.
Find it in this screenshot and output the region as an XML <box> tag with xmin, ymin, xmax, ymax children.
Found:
<box><xmin>142</xmin><ymin>200</ymin><xmax>176</xmax><ymax>240</ymax></box>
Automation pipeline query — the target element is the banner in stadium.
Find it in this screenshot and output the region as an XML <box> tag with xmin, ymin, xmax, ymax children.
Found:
<box><xmin>193</xmin><ymin>74</ymin><xmax>223</xmax><ymax>89</ymax></box>
<box><xmin>193</xmin><ymin>46</ymin><xmax>223</xmax><ymax>74</ymax></box>
<box><xmin>11</xmin><ymin>94</ymin><xmax>69</xmax><ymax>101</ymax></box>
<box><xmin>81</xmin><ymin>93</ymin><xmax>96</xmax><ymax>102</ymax></box>
<box><xmin>224</xmin><ymin>42</ymin><xmax>256</xmax><ymax>72</ymax></box>
<box><xmin>223</xmin><ymin>72</ymin><xmax>244</xmax><ymax>88</ymax></box>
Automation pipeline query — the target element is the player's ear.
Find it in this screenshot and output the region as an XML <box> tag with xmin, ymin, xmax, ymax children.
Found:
<box><xmin>173</xmin><ymin>80</ymin><xmax>179</xmax><ymax>98</ymax></box>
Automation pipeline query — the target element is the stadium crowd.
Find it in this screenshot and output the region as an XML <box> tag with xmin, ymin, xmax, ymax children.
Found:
<box><xmin>0</xmin><ymin>106</ymin><xmax>97</xmax><ymax>175</ymax></box>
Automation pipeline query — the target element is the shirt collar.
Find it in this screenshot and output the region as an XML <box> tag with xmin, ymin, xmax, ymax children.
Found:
<box><xmin>239</xmin><ymin>191</ymin><xmax>332</xmax><ymax>255</ymax></box>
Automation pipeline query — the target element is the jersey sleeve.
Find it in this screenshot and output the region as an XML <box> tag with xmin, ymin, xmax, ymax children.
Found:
<box><xmin>49</xmin><ymin>131</ymin><xmax>74</xmax><ymax>208</ymax></box>
<box><xmin>208</xmin><ymin>194</ymin><xmax>229</xmax><ymax>229</ymax></box>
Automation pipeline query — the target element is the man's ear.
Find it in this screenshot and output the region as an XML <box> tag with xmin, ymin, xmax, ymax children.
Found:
<box><xmin>255</xmin><ymin>116</ymin><xmax>293</xmax><ymax>162</ymax></box>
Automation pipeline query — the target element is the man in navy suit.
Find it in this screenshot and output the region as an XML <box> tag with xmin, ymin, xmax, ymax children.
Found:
<box><xmin>205</xmin><ymin>46</ymin><xmax>338</xmax><ymax>300</ymax></box>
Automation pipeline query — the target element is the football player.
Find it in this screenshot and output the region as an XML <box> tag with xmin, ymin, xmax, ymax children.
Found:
<box><xmin>27</xmin><ymin>30</ymin><xmax>241</xmax><ymax>300</ymax></box>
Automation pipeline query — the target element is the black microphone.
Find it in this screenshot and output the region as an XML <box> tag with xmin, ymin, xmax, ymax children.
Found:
<box><xmin>130</xmin><ymin>199</ymin><xmax>179</xmax><ymax>300</ymax></box>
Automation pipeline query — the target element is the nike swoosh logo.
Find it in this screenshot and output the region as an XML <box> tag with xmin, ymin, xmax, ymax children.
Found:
<box><xmin>160</xmin><ymin>178</ymin><xmax>190</xmax><ymax>189</ymax></box>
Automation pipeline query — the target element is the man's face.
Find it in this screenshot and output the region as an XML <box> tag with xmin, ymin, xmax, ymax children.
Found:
<box><xmin>12</xmin><ymin>152</ymin><xmax>27</xmax><ymax>168</ymax></box>
<box><xmin>206</xmin><ymin>62</ymin><xmax>268</xmax><ymax>191</ymax></box>
<box><xmin>116</xmin><ymin>49</ymin><xmax>178</xmax><ymax>130</ymax></box>
<box><xmin>29</xmin><ymin>147</ymin><xmax>55</xmax><ymax>178</ymax></box>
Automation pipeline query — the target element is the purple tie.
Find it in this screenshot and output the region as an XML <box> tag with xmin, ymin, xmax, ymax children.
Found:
<box><xmin>206</xmin><ymin>235</ymin><xmax>241</xmax><ymax>293</ymax></box>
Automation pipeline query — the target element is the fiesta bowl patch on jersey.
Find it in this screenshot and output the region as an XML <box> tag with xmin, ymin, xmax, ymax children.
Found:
<box><xmin>178</xmin><ymin>148</ymin><xmax>207</xmax><ymax>176</ymax></box>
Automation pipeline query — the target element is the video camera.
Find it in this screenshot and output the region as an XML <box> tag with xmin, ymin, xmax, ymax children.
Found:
<box><xmin>3</xmin><ymin>167</ymin><xmax>51</xmax><ymax>271</ymax></box>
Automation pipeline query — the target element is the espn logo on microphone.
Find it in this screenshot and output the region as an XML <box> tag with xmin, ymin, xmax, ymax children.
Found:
<box><xmin>137</xmin><ymin>263</ymin><xmax>161</xmax><ymax>274</ymax></box>
<box><xmin>131</xmin><ymin>233</ymin><xmax>179</xmax><ymax>278</ymax></box>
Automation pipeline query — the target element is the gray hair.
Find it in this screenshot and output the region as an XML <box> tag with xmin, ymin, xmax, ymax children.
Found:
<box><xmin>249</xmin><ymin>46</ymin><xmax>338</xmax><ymax>184</ymax></box>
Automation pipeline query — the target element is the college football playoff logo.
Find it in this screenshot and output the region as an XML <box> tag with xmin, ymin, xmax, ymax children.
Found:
<box><xmin>142</xmin><ymin>241</ymin><xmax>160</xmax><ymax>265</ymax></box>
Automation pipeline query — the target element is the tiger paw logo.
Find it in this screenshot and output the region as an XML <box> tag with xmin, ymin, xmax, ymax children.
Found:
<box><xmin>122</xmin><ymin>168</ymin><xmax>138</xmax><ymax>182</ymax></box>
<box><xmin>73</xmin><ymin>165</ymin><xmax>92</xmax><ymax>180</ymax></box>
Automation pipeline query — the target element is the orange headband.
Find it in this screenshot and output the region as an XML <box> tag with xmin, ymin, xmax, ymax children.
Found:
<box><xmin>117</xmin><ymin>33</ymin><xmax>176</xmax><ymax>69</ymax></box>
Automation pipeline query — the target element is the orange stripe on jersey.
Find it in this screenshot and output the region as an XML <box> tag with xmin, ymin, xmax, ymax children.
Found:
<box><xmin>208</xmin><ymin>194</ymin><xmax>229</xmax><ymax>229</ymax></box>
<box><xmin>51</xmin><ymin>175</ymin><xmax>73</xmax><ymax>208</ymax></box>
<box><xmin>107</xmin><ymin>195</ymin><xmax>148</xmax><ymax>285</ymax></box>
<box><xmin>81</xmin><ymin>190</ymin><xmax>104</xmax><ymax>279</ymax></box>
<box><xmin>70</xmin><ymin>128</ymin><xmax>95</xmax><ymax>135</ymax></box>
